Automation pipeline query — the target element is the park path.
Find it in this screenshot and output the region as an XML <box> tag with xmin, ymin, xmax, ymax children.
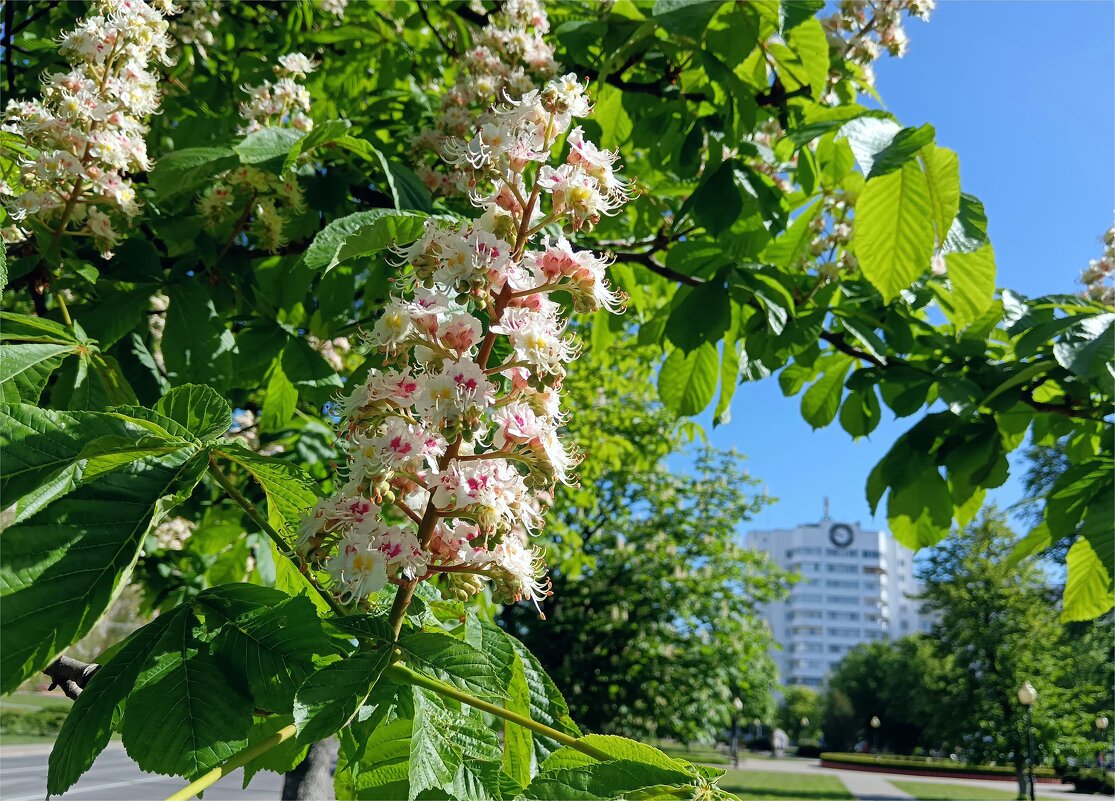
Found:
<box><xmin>833</xmin><ymin>770</ymin><xmax>912</xmax><ymax>800</ymax></box>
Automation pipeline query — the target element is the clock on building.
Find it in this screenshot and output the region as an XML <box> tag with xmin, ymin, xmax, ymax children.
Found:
<box><xmin>829</xmin><ymin>523</ymin><xmax>854</xmax><ymax>548</ymax></box>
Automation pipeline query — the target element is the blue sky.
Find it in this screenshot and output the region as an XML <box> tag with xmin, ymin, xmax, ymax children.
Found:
<box><xmin>713</xmin><ymin>1</ymin><xmax>1115</xmax><ymax>535</ymax></box>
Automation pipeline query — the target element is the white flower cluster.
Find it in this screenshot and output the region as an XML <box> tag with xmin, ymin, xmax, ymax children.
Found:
<box><xmin>299</xmin><ymin>73</ymin><xmax>627</xmax><ymax>614</ymax></box>
<box><xmin>196</xmin><ymin>54</ymin><xmax>315</xmax><ymax>252</ymax></box>
<box><xmin>1080</xmin><ymin>225</ymin><xmax>1114</xmax><ymax>306</ymax></box>
<box><xmin>1</xmin><ymin>0</ymin><xmax>176</xmax><ymax>255</ymax></box>
<box><xmin>823</xmin><ymin>0</ymin><xmax>934</xmax><ymax>88</ymax></box>
<box><xmin>413</xmin><ymin>0</ymin><xmax>558</xmax><ymax>196</ymax></box>
<box><xmin>316</xmin><ymin>0</ymin><xmax>348</xmax><ymax>19</ymax></box>
<box><xmin>169</xmin><ymin>0</ymin><xmax>221</xmax><ymax>56</ymax></box>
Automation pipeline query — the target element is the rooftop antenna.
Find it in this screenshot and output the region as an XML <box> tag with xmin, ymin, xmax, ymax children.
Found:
<box><xmin>822</xmin><ymin>496</ymin><xmax>831</xmax><ymax>521</ymax></box>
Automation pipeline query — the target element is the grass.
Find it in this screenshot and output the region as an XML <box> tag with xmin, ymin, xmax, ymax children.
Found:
<box><xmin>719</xmin><ymin>769</ymin><xmax>854</xmax><ymax>800</ymax></box>
<box><xmin>0</xmin><ymin>692</ymin><xmax>71</xmax><ymax>712</ymax></box>
<box><xmin>656</xmin><ymin>742</ymin><xmax>731</xmax><ymax>765</ymax></box>
<box><xmin>890</xmin><ymin>780</ymin><xmax>1055</xmax><ymax>800</ymax></box>
<box><xmin>0</xmin><ymin>734</ymin><xmax>58</xmax><ymax>746</ymax></box>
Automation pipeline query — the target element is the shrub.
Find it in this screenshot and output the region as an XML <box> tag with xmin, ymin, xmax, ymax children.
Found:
<box><xmin>819</xmin><ymin>752</ymin><xmax>1056</xmax><ymax>779</ymax></box>
<box><xmin>1060</xmin><ymin>767</ymin><xmax>1115</xmax><ymax>795</ymax></box>
<box><xmin>796</xmin><ymin>739</ymin><xmax>823</xmax><ymax>758</ymax></box>
<box><xmin>0</xmin><ymin>707</ymin><xmax>69</xmax><ymax>737</ymax></box>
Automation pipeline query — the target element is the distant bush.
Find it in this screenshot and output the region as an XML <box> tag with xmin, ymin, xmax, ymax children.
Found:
<box><xmin>0</xmin><ymin>707</ymin><xmax>69</xmax><ymax>737</ymax></box>
<box><xmin>747</xmin><ymin>737</ymin><xmax>772</xmax><ymax>751</ymax></box>
<box><xmin>1060</xmin><ymin>767</ymin><xmax>1115</xmax><ymax>795</ymax></box>
<box><xmin>819</xmin><ymin>752</ymin><xmax>1056</xmax><ymax>779</ymax></box>
<box><xmin>796</xmin><ymin>739</ymin><xmax>823</xmax><ymax>758</ymax></box>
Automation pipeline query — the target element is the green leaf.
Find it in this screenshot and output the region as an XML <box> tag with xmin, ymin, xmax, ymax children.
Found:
<box><xmin>121</xmin><ymin>608</ymin><xmax>254</xmax><ymax>779</ymax></box>
<box><xmin>154</xmin><ymin>383</ymin><xmax>232</xmax><ymax>441</ymax></box>
<box><xmin>235</xmin><ymin>127</ymin><xmax>305</xmax><ymax>166</ymax></box>
<box><xmin>47</xmin><ymin>612</ymin><xmax>180</xmax><ymax>795</ymax></box>
<box><xmin>783</xmin><ymin>18</ymin><xmax>829</xmax><ymax>99</ymax></box>
<box><xmin>0</xmin><ymin>407</ymin><xmax>208</xmax><ymax>692</ymax></box>
<box><xmin>261</xmin><ymin>356</ymin><xmax>298</xmax><ymax>432</ymax></box>
<box><xmin>944</xmin><ymin>244</ymin><xmax>997</xmax><ymax>328</ymax></box>
<box><xmin>1</xmin><ymin>342</ymin><xmax>77</xmax><ymax>402</ymax></box>
<box><xmin>942</xmin><ymin>193</ymin><xmax>990</xmax><ymax>255</ymax></box>
<box><xmin>887</xmin><ymin>468</ymin><xmax>953</xmax><ymax>549</ymax></box>
<box><xmin>524</xmin><ymin>759</ymin><xmax>695</xmax><ymax>801</ymax></box>
<box><xmin>503</xmin><ymin>654</ymin><xmax>536</xmax><ymax>787</ymax></box>
<box><xmin>197</xmin><ymin>585</ymin><xmax>334</xmax><ymax>713</ymax></box>
<box><xmin>241</xmin><ymin>715</ymin><xmax>309</xmax><ymax>788</ymax></box>
<box><xmin>302</xmin><ymin>209</ymin><xmax>429</xmax><ymax>272</ymax></box>
<box><xmin>409</xmin><ymin>689</ymin><xmax>463</xmax><ymax>800</ymax></box>
<box><xmin>920</xmin><ymin>145</ymin><xmax>961</xmax><ymax>242</ymax></box>
<box><xmin>398</xmin><ymin>630</ymin><xmax>507</xmax><ymax>699</ymax></box>
<box><xmin>1006</xmin><ymin>523</ymin><xmax>1053</xmax><ymax>568</ymax></box>
<box><xmin>541</xmin><ymin>735</ymin><xmax>691</xmax><ymax>774</ymax></box>
<box><xmin>868</xmin><ymin>124</ymin><xmax>936</xmax><ymax>178</ymax></box>
<box><xmin>283</xmin><ymin>119</ymin><xmax>351</xmax><ymax>172</ymax></box>
<box><xmin>377</xmin><ymin>155</ymin><xmax>434</xmax><ymax>213</ymax></box>
<box><xmin>294</xmin><ymin>647</ymin><xmax>393</xmax><ymax>742</ymax></box>
<box><xmin>665</xmin><ymin>280</ymin><xmax>731</xmax><ymax>352</ymax></box>
<box><xmin>651</xmin><ymin>0</ymin><xmax>725</xmax><ymax>38</ymax></box>
<box><xmin>681</xmin><ymin>160</ymin><xmax>742</xmax><ymax>235</ymax></box>
<box><xmin>657</xmin><ymin>342</ymin><xmax>719</xmax><ymax>416</ymax></box>
<box><xmin>504</xmin><ymin>635</ymin><xmax>580</xmax><ymax>765</ymax></box>
<box><xmin>800</xmin><ymin>355</ymin><xmax>852</xmax><ymax>429</ymax></box>
<box><xmin>215</xmin><ymin>443</ymin><xmax>319</xmax><ymax>537</ymax></box>
<box><xmin>760</xmin><ymin>199</ymin><xmax>821</xmax><ymax>268</ymax></box>
<box><xmin>839</xmin><ymin>386</ymin><xmax>882</xmax><ymax>438</ymax></box>
<box><xmin>1063</xmin><ymin>527</ymin><xmax>1114</xmax><ymax>622</ymax></box>
<box><xmin>149</xmin><ymin>147</ymin><xmax>238</xmax><ymax>201</ymax></box>
<box><xmin>163</xmin><ymin>281</ymin><xmax>236</xmax><ymax>390</ymax></box>
<box><xmin>854</xmin><ymin>160</ymin><xmax>935</xmax><ymax>302</ymax></box>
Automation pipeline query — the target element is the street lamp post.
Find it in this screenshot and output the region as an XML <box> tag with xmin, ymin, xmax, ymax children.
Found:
<box><xmin>800</xmin><ymin>716</ymin><xmax>810</xmax><ymax>744</ymax></box>
<box><xmin>731</xmin><ymin>697</ymin><xmax>744</xmax><ymax>769</ymax></box>
<box><xmin>870</xmin><ymin>716</ymin><xmax>881</xmax><ymax>756</ymax></box>
<box><xmin>1096</xmin><ymin>716</ymin><xmax>1109</xmax><ymax>768</ymax></box>
<box><xmin>1018</xmin><ymin>682</ymin><xmax>1037</xmax><ymax>801</ymax></box>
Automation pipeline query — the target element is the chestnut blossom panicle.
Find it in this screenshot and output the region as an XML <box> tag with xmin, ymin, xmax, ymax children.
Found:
<box><xmin>300</xmin><ymin>71</ymin><xmax>629</xmax><ymax>616</ymax></box>
<box><xmin>1080</xmin><ymin>225</ymin><xmax>1114</xmax><ymax>306</ymax></box>
<box><xmin>412</xmin><ymin>0</ymin><xmax>559</xmax><ymax>197</ymax></box>
<box><xmin>1</xmin><ymin>0</ymin><xmax>176</xmax><ymax>255</ymax></box>
<box><xmin>195</xmin><ymin>53</ymin><xmax>315</xmax><ymax>252</ymax></box>
<box><xmin>823</xmin><ymin>0</ymin><xmax>933</xmax><ymax>90</ymax></box>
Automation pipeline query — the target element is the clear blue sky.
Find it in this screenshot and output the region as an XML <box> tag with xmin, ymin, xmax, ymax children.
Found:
<box><xmin>711</xmin><ymin>1</ymin><xmax>1115</xmax><ymax>535</ymax></box>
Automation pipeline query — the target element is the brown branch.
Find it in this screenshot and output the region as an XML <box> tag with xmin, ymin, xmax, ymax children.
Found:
<box><xmin>613</xmin><ymin>249</ymin><xmax>703</xmax><ymax>286</ymax></box>
<box><xmin>417</xmin><ymin>2</ymin><xmax>454</xmax><ymax>55</ymax></box>
<box><xmin>819</xmin><ymin>331</ymin><xmax>885</xmax><ymax>369</ymax></box>
<box><xmin>43</xmin><ymin>655</ymin><xmax>100</xmax><ymax>700</ymax></box>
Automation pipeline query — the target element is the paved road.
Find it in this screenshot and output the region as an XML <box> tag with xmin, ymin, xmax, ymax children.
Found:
<box><xmin>0</xmin><ymin>744</ymin><xmax>284</xmax><ymax>801</ymax></box>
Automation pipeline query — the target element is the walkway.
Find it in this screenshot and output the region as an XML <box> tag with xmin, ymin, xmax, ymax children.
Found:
<box><xmin>737</xmin><ymin>755</ymin><xmax>1071</xmax><ymax>801</ymax></box>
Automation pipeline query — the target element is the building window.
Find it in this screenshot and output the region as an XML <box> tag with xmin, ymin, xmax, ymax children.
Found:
<box><xmin>862</xmin><ymin>550</ymin><xmax>881</xmax><ymax>558</ymax></box>
<box><xmin>827</xmin><ymin>627</ymin><xmax>860</xmax><ymax>637</ymax></box>
<box><xmin>827</xmin><ymin>611</ymin><xmax>860</xmax><ymax>621</ymax></box>
<box><xmin>827</xmin><ymin>564</ymin><xmax>859</xmax><ymax>574</ymax></box>
<box><xmin>826</xmin><ymin>579</ymin><xmax>859</xmax><ymax>589</ymax></box>
<box><xmin>827</xmin><ymin>595</ymin><xmax>859</xmax><ymax>605</ymax></box>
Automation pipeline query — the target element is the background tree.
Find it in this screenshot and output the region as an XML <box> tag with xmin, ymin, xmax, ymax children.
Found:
<box><xmin>776</xmin><ymin>687</ymin><xmax>822</xmax><ymax>744</ymax></box>
<box><xmin>495</xmin><ymin>333</ymin><xmax>790</xmax><ymax>744</ymax></box>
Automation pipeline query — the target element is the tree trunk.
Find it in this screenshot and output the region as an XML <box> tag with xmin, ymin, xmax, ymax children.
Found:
<box><xmin>1015</xmin><ymin>756</ymin><xmax>1026</xmax><ymax>800</ymax></box>
<box><xmin>282</xmin><ymin>738</ymin><xmax>339</xmax><ymax>800</ymax></box>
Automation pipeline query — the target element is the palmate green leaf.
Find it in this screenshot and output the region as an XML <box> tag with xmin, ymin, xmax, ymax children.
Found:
<box><xmin>800</xmin><ymin>354</ymin><xmax>852</xmax><ymax>429</ymax></box>
<box><xmin>163</xmin><ymin>281</ymin><xmax>236</xmax><ymax>390</ymax></box>
<box><xmin>294</xmin><ymin>646</ymin><xmax>393</xmax><ymax>742</ymax></box>
<box><xmin>339</xmin><ymin>717</ymin><xmax>413</xmax><ymax>800</ymax></box>
<box><xmin>1063</xmin><ymin>522</ymin><xmax>1115</xmax><ymax>622</ymax></box>
<box><xmin>0</xmin><ymin>430</ymin><xmax>207</xmax><ymax>693</ymax></box>
<box><xmin>504</xmin><ymin>634</ymin><xmax>580</xmax><ymax>765</ymax></box>
<box><xmin>867</xmin><ymin>124</ymin><xmax>936</xmax><ymax>178</ymax></box>
<box><xmin>523</xmin><ymin>758</ymin><xmax>696</xmax><ymax>801</ymax></box>
<box><xmin>241</xmin><ymin>715</ymin><xmax>309</xmax><ymax>788</ymax></box>
<box><xmin>47</xmin><ymin>611</ymin><xmax>180</xmax><ymax>796</ymax></box>
<box><xmin>196</xmin><ymin>585</ymin><xmax>334</xmax><ymax>713</ymax></box>
<box><xmin>504</xmin><ymin>652</ymin><xmax>536</xmax><ymax>787</ymax></box>
<box><xmin>409</xmin><ymin>688</ymin><xmax>463</xmax><ymax>800</ymax></box>
<box><xmin>887</xmin><ymin>467</ymin><xmax>954</xmax><ymax>549</ymax></box>
<box><xmin>658</xmin><ymin>342</ymin><xmax>719</xmax><ymax>417</ymax></box>
<box><xmin>783</xmin><ymin>17</ymin><xmax>828</xmax><ymax>99</ymax></box>
<box><xmin>541</xmin><ymin>735</ymin><xmax>692</xmax><ymax>774</ymax></box>
<box><xmin>920</xmin><ymin>144</ymin><xmax>961</xmax><ymax>242</ymax></box>
<box><xmin>854</xmin><ymin>160</ymin><xmax>935</xmax><ymax>302</ymax></box>
<box><xmin>651</xmin><ymin>0</ymin><xmax>725</xmax><ymax>39</ymax></box>
<box><xmin>0</xmin><ymin>342</ymin><xmax>78</xmax><ymax>402</ymax></box>
<box><xmin>120</xmin><ymin>608</ymin><xmax>254</xmax><ymax>780</ymax></box>
<box><xmin>155</xmin><ymin>382</ymin><xmax>233</xmax><ymax>440</ymax></box>
<box><xmin>215</xmin><ymin>442</ymin><xmax>319</xmax><ymax>536</ymax></box>
<box><xmin>302</xmin><ymin>208</ymin><xmax>430</xmax><ymax>272</ymax></box>
<box><xmin>234</xmin><ymin>127</ymin><xmax>305</xmax><ymax>166</ymax></box>
<box><xmin>679</xmin><ymin>160</ymin><xmax>742</xmax><ymax>235</ymax></box>
<box><xmin>149</xmin><ymin>146</ymin><xmax>238</xmax><ymax>201</ymax></box>
<box><xmin>944</xmin><ymin>244</ymin><xmax>997</xmax><ymax>328</ymax></box>
<box><xmin>398</xmin><ymin>629</ymin><xmax>508</xmax><ymax>699</ymax></box>
<box><xmin>664</xmin><ymin>280</ymin><xmax>731</xmax><ymax>352</ymax></box>
<box><xmin>760</xmin><ymin>198</ymin><xmax>821</xmax><ymax>268</ymax></box>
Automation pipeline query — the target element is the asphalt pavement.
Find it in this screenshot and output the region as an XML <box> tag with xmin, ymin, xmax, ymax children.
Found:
<box><xmin>0</xmin><ymin>744</ymin><xmax>284</xmax><ymax>801</ymax></box>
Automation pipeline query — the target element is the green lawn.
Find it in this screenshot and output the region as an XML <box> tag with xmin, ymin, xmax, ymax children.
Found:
<box><xmin>890</xmin><ymin>780</ymin><xmax>1048</xmax><ymax>800</ymax></box>
<box><xmin>1</xmin><ymin>692</ymin><xmax>71</xmax><ymax>711</ymax></box>
<box><xmin>655</xmin><ymin>742</ymin><xmax>731</xmax><ymax>765</ymax></box>
<box><xmin>719</xmin><ymin>769</ymin><xmax>854</xmax><ymax>800</ymax></box>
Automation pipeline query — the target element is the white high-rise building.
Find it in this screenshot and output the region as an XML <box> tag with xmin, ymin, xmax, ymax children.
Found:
<box><xmin>747</xmin><ymin>510</ymin><xmax>931</xmax><ymax>688</ymax></box>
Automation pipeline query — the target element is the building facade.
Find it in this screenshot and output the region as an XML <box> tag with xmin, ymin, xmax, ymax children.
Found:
<box><xmin>747</xmin><ymin>514</ymin><xmax>930</xmax><ymax>688</ymax></box>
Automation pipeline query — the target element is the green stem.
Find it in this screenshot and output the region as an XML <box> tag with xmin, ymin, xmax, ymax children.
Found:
<box><xmin>385</xmin><ymin>663</ymin><xmax>612</xmax><ymax>761</ymax></box>
<box><xmin>162</xmin><ymin>724</ymin><xmax>296</xmax><ymax>801</ymax></box>
<box><xmin>205</xmin><ymin>459</ymin><xmax>347</xmax><ymax>618</ymax></box>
